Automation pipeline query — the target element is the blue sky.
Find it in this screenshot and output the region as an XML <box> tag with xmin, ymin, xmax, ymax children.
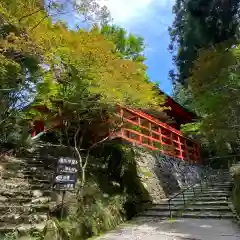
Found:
<box><xmin>56</xmin><ymin>0</ymin><xmax>175</xmax><ymax>95</ymax></box>
<box><xmin>98</xmin><ymin>0</ymin><xmax>175</xmax><ymax>95</ymax></box>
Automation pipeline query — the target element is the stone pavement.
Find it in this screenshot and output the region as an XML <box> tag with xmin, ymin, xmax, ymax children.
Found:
<box><xmin>94</xmin><ymin>217</ymin><xmax>240</xmax><ymax>240</ymax></box>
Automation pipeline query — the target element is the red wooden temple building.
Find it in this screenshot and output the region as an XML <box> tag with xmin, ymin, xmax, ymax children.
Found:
<box><xmin>31</xmin><ymin>92</ymin><xmax>201</xmax><ymax>164</ymax></box>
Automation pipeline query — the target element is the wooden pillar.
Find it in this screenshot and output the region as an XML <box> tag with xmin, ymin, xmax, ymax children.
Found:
<box><xmin>149</xmin><ymin>122</ymin><xmax>153</xmax><ymax>146</ymax></box>
<box><xmin>177</xmin><ymin>136</ymin><xmax>184</xmax><ymax>160</ymax></box>
<box><xmin>32</xmin><ymin>130</ymin><xmax>36</xmax><ymax>137</ymax></box>
<box><xmin>192</xmin><ymin>144</ymin><xmax>197</xmax><ymax>164</ymax></box>
<box><xmin>196</xmin><ymin>142</ymin><xmax>201</xmax><ymax>164</ymax></box>
<box><xmin>138</xmin><ymin>117</ymin><xmax>142</xmax><ymax>144</ymax></box>
<box><xmin>170</xmin><ymin>132</ymin><xmax>174</xmax><ymax>155</ymax></box>
<box><xmin>184</xmin><ymin>139</ymin><xmax>190</xmax><ymax>164</ymax></box>
<box><xmin>158</xmin><ymin>127</ymin><xmax>163</xmax><ymax>144</ymax></box>
<box><xmin>120</xmin><ymin>107</ymin><xmax>124</xmax><ymax>138</ymax></box>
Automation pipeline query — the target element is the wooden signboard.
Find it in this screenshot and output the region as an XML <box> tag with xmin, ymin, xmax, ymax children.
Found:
<box><xmin>53</xmin><ymin>157</ymin><xmax>78</xmax><ymax>191</ymax></box>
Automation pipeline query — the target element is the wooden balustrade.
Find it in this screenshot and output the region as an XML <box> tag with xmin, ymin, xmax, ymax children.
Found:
<box><xmin>114</xmin><ymin>106</ymin><xmax>201</xmax><ymax>164</ymax></box>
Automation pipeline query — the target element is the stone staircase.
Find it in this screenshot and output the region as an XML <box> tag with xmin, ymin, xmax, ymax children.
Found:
<box><xmin>0</xmin><ymin>145</ymin><xmax>57</xmax><ymax>235</ymax></box>
<box><xmin>138</xmin><ymin>170</ymin><xmax>236</xmax><ymax>219</ymax></box>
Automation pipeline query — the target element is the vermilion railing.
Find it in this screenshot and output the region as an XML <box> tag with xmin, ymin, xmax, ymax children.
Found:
<box><xmin>114</xmin><ymin>106</ymin><xmax>201</xmax><ymax>164</ymax></box>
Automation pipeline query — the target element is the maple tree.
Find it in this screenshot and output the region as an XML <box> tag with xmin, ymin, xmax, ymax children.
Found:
<box><xmin>32</xmin><ymin>22</ymin><xmax>165</xmax><ymax>188</ymax></box>
<box><xmin>0</xmin><ymin>0</ymin><xmax>166</xmax><ymax>190</ymax></box>
<box><xmin>100</xmin><ymin>24</ymin><xmax>145</xmax><ymax>62</ymax></box>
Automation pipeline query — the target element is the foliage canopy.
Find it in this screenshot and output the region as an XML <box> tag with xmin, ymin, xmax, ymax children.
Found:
<box><xmin>0</xmin><ymin>0</ymin><xmax>165</xmax><ymax>147</ymax></box>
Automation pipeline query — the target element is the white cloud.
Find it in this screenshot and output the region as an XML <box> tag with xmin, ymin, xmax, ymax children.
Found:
<box><xmin>99</xmin><ymin>0</ymin><xmax>173</xmax><ymax>26</ymax></box>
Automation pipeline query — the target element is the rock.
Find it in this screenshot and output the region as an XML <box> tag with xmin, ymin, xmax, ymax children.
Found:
<box><xmin>0</xmin><ymin>165</ymin><xmax>4</xmax><ymax>178</ymax></box>
<box><xmin>14</xmin><ymin>214</ymin><xmax>21</xmax><ymax>220</ymax></box>
<box><xmin>32</xmin><ymin>190</ymin><xmax>43</xmax><ymax>198</ymax></box>
<box><xmin>31</xmin><ymin>197</ymin><xmax>50</xmax><ymax>204</ymax></box>
<box><xmin>112</xmin><ymin>181</ymin><xmax>120</xmax><ymax>187</ymax></box>
<box><xmin>17</xmin><ymin>225</ymin><xmax>30</xmax><ymax>234</ymax></box>
<box><xmin>134</xmin><ymin>149</ymin><xmax>208</xmax><ymax>202</ymax></box>
<box><xmin>0</xmin><ymin>196</ymin><xmax>8</xmax><ymax>201</ymax></box>
<box><xmin>31</xmin><ymin>214</ymin><xmax>48</xmax><ymax>223</ymax></box>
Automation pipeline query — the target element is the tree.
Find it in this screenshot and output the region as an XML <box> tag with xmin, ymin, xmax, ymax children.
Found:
<box><xmin>1</xmin><ymin>0</ymin><xmax>165</xmax><ymax>193</ymax></box>
<box><xmin>169</xmin><ymin>0</ymin><xmax>240</xmax><ymax>85</ymax></box>
<box><xmin>0</xmin><ymin>0</ymin><xmax>112</xmax><ymax>148</ymax></box>
<box><xmin>100</xmin><ymin>25</ymin><xmax>145</xmax><ymax>62</ymax></box>
<box><xmin>1</xmin><ymin>0</ymin><xmax>110</xmax><ymax>29</ymax></box>
<box><xmin>189</xmin><ymin>42</ymin><xmax>240</xmax><ymax>154</ymax></box>
<box><xmin>0</xmin><ymin>1</ymin><xmax>43</xmax><ymax>147</ymax></box>
<box><xmin>25</xmin><ymin>18</ymin><xmax>165</xmax><ymax>192</ymax></box>
<box><xmin>172</xmin><ymin>83</ymin><xmax>194</xmax><ymax>110</ymax></box>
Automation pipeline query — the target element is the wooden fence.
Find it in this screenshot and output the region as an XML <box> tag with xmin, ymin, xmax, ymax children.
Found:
<box><xmin>114</xmin><ymin>106</ymin><xmax>201</xmax><ymax>164</ymax></box>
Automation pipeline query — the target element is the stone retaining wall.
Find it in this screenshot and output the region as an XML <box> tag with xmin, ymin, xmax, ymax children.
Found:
<box><xmin>136</xmin><ymin>149</ymin><xmax>206</xmax><ymax>203</ymax></box>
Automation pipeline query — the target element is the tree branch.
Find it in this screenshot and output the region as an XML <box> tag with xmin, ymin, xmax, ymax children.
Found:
<box><xmin>18</xmin><ymin>9</ymin><xmax>43</xmax><ymax>22</ymax></box>
<box><xmin>29</xmin><ymin>15</ymin><xmax>48</xmax><ymax>32</ymax></box>
<box><xmin>74</xmin><ymin>126</ymin><xmax>83</xmax><ymax>169</ymax></box>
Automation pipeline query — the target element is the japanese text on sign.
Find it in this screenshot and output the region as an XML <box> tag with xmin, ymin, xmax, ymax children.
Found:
<box><xmin>58</xmin><ymin>158</ymin><xmax>78</xmax><ymax>165</ymax></box>
<box><xmin>54</xmin><ymin>157</ymin><xmax>78</xmax><ymax>191</ymax></box>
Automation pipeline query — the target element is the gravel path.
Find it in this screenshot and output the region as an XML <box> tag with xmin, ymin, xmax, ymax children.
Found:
<box><xmin>93</xmin><ymin>217</ymin><xmax>240</xmax><ymax>240</ymax></box>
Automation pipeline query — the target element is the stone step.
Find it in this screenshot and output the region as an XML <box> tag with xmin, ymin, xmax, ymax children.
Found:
<box><xmin>0</xmin><ymin>196</ymin><xmax>51</xmax><ymax>204</ymax></box>
<box><xmin>1</xmin><ymin>158</ymin><xmax>52</xmax><ymax>170</ymax></box>
<box><xmin>2</xmin><ymin>170</ymin><xmax>54</xmax><ymax>180</ymax></box>
<box><xmin>207</xmin><ymin>180</ymin><xmax>232</xmax><ymax>183</ymax></box>
<box><xmin>149</xmin><ymin>205</ymin><xmax>231</xmax><ymax>212</ymax></box>
<box><xmin>138</xmin><ymin>210</ymin><xmax>234</xmax><ymax>219</ymax></box>
<box><xmin>173</xmin><ymin>196</ymin><xmax>228</xmax><ymax>201</ymax></box>
<box><xmin>0</xmin><ymin>213</ymin><xmax>48</xmax><ymax>225</ymax></box>
<box><xmin>0</xmin><ymin>203</ymin><xmax>51</xmax><ymax>215</ymax></box>
<box><xmin>190</xmin><ymin>200</ymin><xmax>230</xmax><ymax>206</ymax></box>
<box><xmin>204</xmin><ymin>185</ymin><xmax>233</xmax><ymax>189</ymax></box>
<box><xmin>25</xmin><ymin>162</ymin><xmax>54</xmax><ymax>168</ymax></box>
<box><xmin>1</xmin><ymin>176</ymin><xmax>51</xmax><ymax>184</ymax></box>
<box><xmin>167</xmin><ymin>196</ymin><xmax>228</xmax><ymax>203</ymax></box>
<box><xmin>208</xmin><ymin>185</ymin><xmax>233</xmax><ymax>188</ymax></box>
<box><xmin>0</xmin><ymin>223</ymin><xmax>46</xmax><ymax>235</ymax></box>
<box><xmin>169</xmin><ymin>191</ymin><xmax>229</xmax><ymax>198</ymax></box>
<box><xmin>193</xmin><ymin>186</ymin><xmax>232</xmax><ymax>191</ymax></box>
<box><xmin>0</xmin><ymin>189</ymin><xmax>51</xmax><ymax>198</ymax></box>
<box><xmin>192</xmin><ymin>183</ymin><xmax>232</xmax><ymax>188</ymax></box>
<box><xmin>182</xmin><ymin>188</ymin><xmax>230</xmax><ymax>196</ymax></box>
<box><xmin>187</xmin><ymin>190</ymin><xmax>230</xmax><ymax>196</ymax></box>
<box><xmin>0</xmin><ymin>183</ymin><xmax>51</xmax><ymax>191</ymax></box>
<box><xmin>0</xmin><ymin>157</ymin><xmax>25</xmax><ymax>169</ymax></box>
<box><xmin>155</xmin><ymin>200</ymin><xmax>230</xmax><ymax>207</ymax></box>
<box><xmin>207</xmin><ymin>182</ymin><xmax>233</xmax><ymax>186</ymax></box>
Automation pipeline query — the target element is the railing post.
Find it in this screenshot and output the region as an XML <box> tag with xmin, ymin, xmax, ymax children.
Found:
<box><xmin>182</xmin><ymin>192</ymin><xmax>186</xmax><ymax>207</ymax></box>
<box><xmin>170</xmin><ymin>132</ymin><xmax>173</xmax><ymax>147</ymax></box>
<box><xmin>177</xmin><ymin>136</ymin><xmax>184</xmax><ymax>160</ymax></box>
<box><xmin>168</xmin><ymin>200</ymin><xmax>172</xmax><ymax>218</ymax></box>
<box><xmin>196</xmin><ymin>143</ymin><xmax>201</xmax><ymax>164</ymax></box>
<box><xmin>120</xmin><ymin>107</ymin><xmax>124</xmax><ymax>137</ymax></box>
<box><xmin>149</xmin><ymin>122</ymin><xmax>153</xmax><ymax>146</ymax></box>
<box><xmin>138</xmin><ymin>117</ymin><xmax>142</xmax><ymax>144</ymax></box>
<box><xmin>184</xmin><ymin>140</ymin><xmax>190</xmax><ymax>164</ymax></box>
<box><xmin>194</xmin><ymin>144</ymin><xmax>198</xmax><ymax>164</ymax></box>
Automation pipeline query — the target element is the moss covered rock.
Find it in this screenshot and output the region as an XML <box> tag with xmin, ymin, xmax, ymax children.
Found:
<box><xmin>230</xmin><ymin>163</ymin><xmax>240</xmax><ymax>215</ymax></box>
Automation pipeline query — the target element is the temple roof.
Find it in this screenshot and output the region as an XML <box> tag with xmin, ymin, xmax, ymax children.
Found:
<box><xmin>143</xmin><ymin>89</ymin><xmax>199</xmax><ymax>126</ymax></box>
<box><xmin>164</xmin><ymin>93</ymin><xmax>199</xmax><ymax>124</ymax></box>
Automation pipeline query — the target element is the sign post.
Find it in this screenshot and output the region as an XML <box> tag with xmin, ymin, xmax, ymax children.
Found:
<box><xmin>53</xmin><ymin>157</ymin><xmax>78</xmax><ymax>219</ymax></box>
